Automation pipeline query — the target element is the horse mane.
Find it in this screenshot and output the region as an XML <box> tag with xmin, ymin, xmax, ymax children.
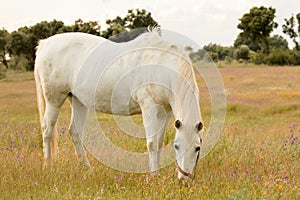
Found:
<box><xmin>133</xmin><ymin>26</ymin><xmax>199</xmax><ymax>100</ymax></box>
<box><xmin>135</xmin><ymin>27</ymin><xmax>199</xmax><ymax>97</ymax></box>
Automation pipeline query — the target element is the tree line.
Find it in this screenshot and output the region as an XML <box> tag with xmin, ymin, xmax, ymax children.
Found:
<box><xmin>0</xmin><ymin>9</ymin><xmax>157</xmax><ymax>77</ymax></box>
<box><xmin>190</xmin><ymin>6</ymin><xmax>300</xmax><ymax>66</ymax></box>
<box><xmin>1</xmin><ymin>7</ymin><xmax>300</xmax><ymax>78</ymax></box>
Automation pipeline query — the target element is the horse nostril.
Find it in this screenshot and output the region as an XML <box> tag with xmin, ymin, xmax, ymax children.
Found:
<box><xmin>174</xmin><ymin>144</ymin><xmax>179</xmax><ymax>150</ymax></box>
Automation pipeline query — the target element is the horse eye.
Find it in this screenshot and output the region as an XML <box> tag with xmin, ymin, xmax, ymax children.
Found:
<box><xmin>174</xmin><ymin>144</ymin><xmax>179</xmax><ymax>150</ymax></box>
<box><xmin>195</xmin><ymin>146</ymin><xmax>200</xmax><ymax>152</ymax></box>
<box><xmin>196</xmin><ymin>122</ymin><xmax>203</xmax><ymax>132</ymax></box>
<box><xmin>175</xmin><ymin>120</ymin><xmax>182</xmax><ymax>129</ymax></box>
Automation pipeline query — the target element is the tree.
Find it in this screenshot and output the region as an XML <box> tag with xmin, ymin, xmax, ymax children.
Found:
<box><xmin>234</xmin><ymin>33</ymin><xmax>261</xmax><ymax>52</ymax></box>
<box><xmin>282</xmin><ymin>13</ymin><xmax>300</xmax><ymax>50</ymax></box>
<box><xmin>102</xmin><ymin>16</ymin><xmax>127</xmax><ymax>39</ymax></box>
<box><xmin>125</xmin><ymin>9</ymin><xmax>158</xmax><ymax>30</ymax></box>
<box><xmin>6</xmin><ymin>31</ymin><xmax>30</xmax><ymax>70</ymax></box>
<box><xmin>237</xmin><ymin>6</ymin><xmax>278</xmax><ymax>55</ymax></box>
<box><xmin>269</xmin><ymin>35</ymin><xmax>289</xmax><ymax>50</ymax></box>
<box><xmin>72</xmin><ymin>19</ymin><xmax>101</xmax><ymax>36</ymax></box>
<box><xmin>0</xmin><ymin>28</ymin><xmax>9</xmax><ymax>69</ymax></box>
<box><xmin>203</xmin><ymin>43</ymin><xmax>233</xmax><ymax>60</ymax></box>
<box><xmin>102</xmin><ymin>9</ymin><xmax>158</xmax><ymax>42</ymax></box>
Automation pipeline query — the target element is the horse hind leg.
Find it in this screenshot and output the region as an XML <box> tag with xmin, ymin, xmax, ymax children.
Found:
<box><xmin>68</xmin><ymin>95</ymin><xmax>90</xmax><ymax>170</ymax></box>
<box><xmin>42</xmin><ymin>102</ymin><xmax>61</xmax><ymax>169</ymax></box>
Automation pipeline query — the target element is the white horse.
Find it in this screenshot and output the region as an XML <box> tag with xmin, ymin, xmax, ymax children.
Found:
<box><xmin>34</xmin><ymin>28</ymin><xmax>204</xmax><ymax>179</ymax></box>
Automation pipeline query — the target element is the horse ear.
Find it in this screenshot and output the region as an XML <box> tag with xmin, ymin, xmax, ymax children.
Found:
<box><xmin>175</xmin><ymin>119</ymin><xmax>182</xmax><ymax>129</ymax></box>
<box><xmin>196</xmin><ymin>122</ymin><xmax>203</xmax><ymax>132</ymax></box>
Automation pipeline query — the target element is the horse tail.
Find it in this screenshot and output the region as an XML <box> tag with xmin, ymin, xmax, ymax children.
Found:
<box><xmin>34</xmin><ymin>41</ymin><xmax>58</xmax><ymax>156</ymax></box>
<box><xmin>35</xmin><ymin>40</ymin><xmax>46</xmax><ymax>127</ymax></box>
<box><xmin>34</xmin><ymin>68</ymin><xmax>45</xmax><ymax>128</ymax></box>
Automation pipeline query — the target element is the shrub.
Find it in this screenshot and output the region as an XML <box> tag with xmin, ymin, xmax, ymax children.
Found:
<box><xmin>203</xmin><ymin>52</ymin><xmax>218</xmax><ymax>62</ymax></box>
<box><xmin>264</xmin><ymin>50</ymin><xmax>292</xmax><ymax>66</ymax></box>
<box><xmin>234</xmin><ymin>45</ymin><xmax>250</xmax><ymax>61</ymax></box>
<box><xmin>0</xmin><ymin>64</ymin><xmax>6</xmax><ymax>79</ymax></box>
<box><xmin>289</xmin><ymin>50</ymin><xmax>300</xmax><ymax>65</ymax></box>
<box><xmin>224</xmin><ymin>56</ymin><xmax>233</xmax><ymax>64</ymax></box>
<box><xmin>249</xmin><ymin>51</ymin><xmax>264</xmax><ymax>64</ymax></box>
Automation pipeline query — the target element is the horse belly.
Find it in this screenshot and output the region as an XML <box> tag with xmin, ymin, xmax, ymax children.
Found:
<box><xmin>94</xmin><ymin>88</ymin><xmax>141</xmax><ymax>115</ymax></box>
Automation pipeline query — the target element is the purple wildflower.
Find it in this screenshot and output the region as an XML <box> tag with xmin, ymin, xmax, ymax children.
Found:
<box><xmin>256</xmin><ymin>178</ymin><xmax>261</xmax><ymax>184</ymax></box>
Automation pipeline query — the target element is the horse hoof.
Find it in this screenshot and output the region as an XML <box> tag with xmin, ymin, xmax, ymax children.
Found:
<box><xmin>42</xmin><ymin>157</ymin><xmax>51</xmax><ymax>170</ymax></box>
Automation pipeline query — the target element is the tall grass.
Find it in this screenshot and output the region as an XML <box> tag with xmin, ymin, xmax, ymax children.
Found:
<box><xmin>0</xmin><ymin>67</ymin><xmax>299</xmax><ymax>199</ymax></box>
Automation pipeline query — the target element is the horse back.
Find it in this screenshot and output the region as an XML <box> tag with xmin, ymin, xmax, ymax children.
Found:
<box><xmin>35</xmin><ymin>32</ymin><xmax>106</xmax><ymax>94</ymax></box>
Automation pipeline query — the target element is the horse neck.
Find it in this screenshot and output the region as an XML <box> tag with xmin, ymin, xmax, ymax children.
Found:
<box><xmin>170</xmin><ymin>76</ymin><xmax>201</xmax><ymax>123</ymax></box>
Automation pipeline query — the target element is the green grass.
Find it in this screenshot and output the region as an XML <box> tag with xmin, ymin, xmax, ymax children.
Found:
<box><xmin>0</xmin><ymin>68</ymin><xmax>300</xmax><ymax>199</ymax></box>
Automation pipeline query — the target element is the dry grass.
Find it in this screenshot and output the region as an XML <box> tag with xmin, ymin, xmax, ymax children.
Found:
<box><xmin>0</xmin><ymin>67</ymin><xmax>299</xmax><ymax>199</ymax></box>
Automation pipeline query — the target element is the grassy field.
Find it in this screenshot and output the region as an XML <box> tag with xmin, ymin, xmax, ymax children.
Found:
<box><xmin>0</xmin><ymin>67</ymin><xmax>299</xmax><ymax>199</ymax></box>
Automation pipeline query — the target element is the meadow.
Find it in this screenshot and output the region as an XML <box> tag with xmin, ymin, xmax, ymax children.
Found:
<box><xmin>0</xmin><ymin>66</ymin><xmax>299</xmax><ymax>199</ymax></box>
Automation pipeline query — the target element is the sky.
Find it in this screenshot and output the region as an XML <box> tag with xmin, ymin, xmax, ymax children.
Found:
<box><xmin>1</xmin><ymin>0</ymin><xmax>299</xmax><ymax>48</ymax></box>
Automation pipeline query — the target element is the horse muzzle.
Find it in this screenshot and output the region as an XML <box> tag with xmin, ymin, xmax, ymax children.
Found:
<box><xmin>176</xmin><ymin>160</ymin><xmax>193</xmax><ymax>180</ymax></box>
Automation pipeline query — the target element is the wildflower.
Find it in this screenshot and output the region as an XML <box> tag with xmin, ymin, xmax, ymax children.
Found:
<box><xmin>246</xmin><ymin>169</ymin><xmax>250</xmax><ymax>174</ymax></box>
<box><xmin>34</xmin><ymin>182</ymin><xmax>38</xmax><ymax>186</ymax></box>
<box><xmin>290</xmin><ymin>140</ymin><xmax>295</xmax><ymax>145</ymax></box>
<box><xmin>256</xmin><ymin>178</ymin><xmax>261</xmax><ymax>184</ymax></box>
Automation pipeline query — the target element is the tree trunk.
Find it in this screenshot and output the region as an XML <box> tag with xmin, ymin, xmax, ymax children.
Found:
<box><xmin>263</xmin><ymin>39</ymin><xmax>269</xmax><ymax>55</ymax></box>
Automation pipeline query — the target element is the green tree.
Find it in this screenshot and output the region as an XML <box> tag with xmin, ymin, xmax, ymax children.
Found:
<box><xmin>6</xmin><ymin>31</ymin><xmax>30</xmax><ymax>70</ymax></box>
<box><xmin>72</xmin><ymin>19</ymin><xmax>101</xmax><ymax>35</ymax></box>
<box><xmin>203</xmin><ymin>43</ymin><xmax>233</xmax><ymax>60</ymax></box>
<box><xmin>269</xmin><ymin>35</ymin><xmax>289</xmax><ymax>50</ymax></box>
<box><xmin>234</xmin><ymin>33</ymin><xmax>261</xmax><ymax>52</ymax></box>
<box><xmin>125</xmin><ymin>9</ymin><xmax>158</xmax><ymax>30</ymax></box>
<box><xmin>237</xmin><ymin>6</ymin><xmax>278</xmax><ymax>55</ymax></box>
<box><xmin>282</xmin><ymin>13</ymin><xmax>300</xmax><ymax>50</ymax></box>
<box><xmin>102</xmin><ymin>9</ymin><xmax>158</xmax><ymax>42</ymax></box>
<box><xmin>0</xmin><ymin>28</ymin><xmax>9</xmax><ymax>69</ymax></box>
<box><xmin>102</xmin><ymin>16</ymin><xmax>127</xmax><ymax>39</ymax></box>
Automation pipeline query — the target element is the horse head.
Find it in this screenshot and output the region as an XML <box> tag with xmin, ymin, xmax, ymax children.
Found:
<box><xmin>174</xmin><ymin>119</ymin><xmax>204</xmax><ymax>179</ymax></box>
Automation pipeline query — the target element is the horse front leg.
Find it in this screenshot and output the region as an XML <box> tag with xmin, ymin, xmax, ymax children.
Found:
<box><xmin>147</xmin><ymin>135</ymin><xmax>162</xmax><ymax>173</ymax></box>
<box><xmin>142</xmin><ymin>104</ymin><xmax>171</xmax><ymax>174</ymax></box>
